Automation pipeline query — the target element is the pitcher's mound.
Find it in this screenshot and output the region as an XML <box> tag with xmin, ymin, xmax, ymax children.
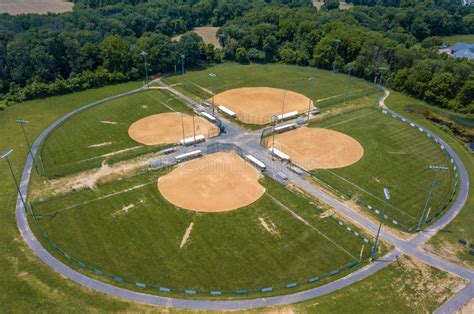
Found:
<box><xmin>129</xmin><ymin>112</ymin><xmax>219</xmax><ymax>145</ymax></box>
<box><xmin>213</xmin><ymin>87</ymin><xmax>312</xmax><ymax>125</ymax></box>
<box><xmin>267</xmin><ymin>127</ymin><xmax>364</xmax><ymax>170</ymax></box>
<box><xmin>158</xmin><ymin>152</ymin><xmax>266</xmax><ymax>212</ymax></box>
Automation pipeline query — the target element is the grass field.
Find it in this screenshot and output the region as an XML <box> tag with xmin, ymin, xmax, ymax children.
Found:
<box><xmin>39</xmin><ymin>89</ymin><xmax>193</xmax><ymax>178</ymax></box>
<box><xmin>174</xmin><ymin>27</ymin><xmax>221</xmax><ymax>48</ymax></box>
<box><xmin>163</xmin><ymin>63</ymin><xmax>382</xmax><ymax>116</ymax></box>
<box><xmin>384</xmin><ymin>91</ymin><xmax>474</xmax><ymax>268</ymax></box>
<box><xmin>309</xmin><ymin>106</ymin><xmax>455</xmax><ymax>230</ymax></box>
<box><xmin>0</xmin><ymin>0</ymin><xmax>73</xmax><ymax>15</ymax></box>
<box><xmin>442</xmin><ymin>34</ymin><xmax>474</xmax><ymax>46</ymax></box>
<box><xmin>30</xmin><ymin>169</ymin><xmax>367</xmax><ymax>293</ymax></box>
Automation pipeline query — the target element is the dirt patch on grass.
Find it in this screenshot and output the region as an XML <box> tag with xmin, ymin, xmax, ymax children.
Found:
<box><xmin>0</xmin><ymin>0</ymin><xmax>73</xmax><ymax>15</ymax></box>
<box><xmin>394</xmin><ymin>255</ymin><xmax>467</xmax><ymax>306</ymax></box>
<box><xmin>259</xmin><ymin>217</ymin><xmax>280</xmax><ymax>236</ymax></box>
<box><xmin>213</xmin><ymin>87</ymin><xmax>312</xmax><ymax>125</ymax></box>
<box><xmin>180</xmin><ymin>222</ymin><xmax>194</xmax><ymax>248</ymax></box>
<box><xmin>128</xmin><ymin>112</ymin><xmax>219</xmax><ymax>145</ymax></box>
<box><xmin>88</xmin><ymin>142</ymin><xmax>112</xmax><ymax>148</ymax></box>
<box><xmin>174</xmin><ymin>27</ymin><xmax>221</xmax><ymax>48</ymax></box>
<box><xmin>423</xmin><ymin>242</ymin><xmax>474</xmax><ymax>271</ymax></box>
<box><xmin>459</xmin><ymin>297</ymin><xmax>474</xmax><ymax>314</ymax></box>
<box><xmin>158</xmin><ymin>152</ymin><xmax>265</xmax><ymax>212</ymax></box>
<box><xmin>266</xmin><ymin>127</ymin><xmax>364</xmax><ymax>170</ymax></box>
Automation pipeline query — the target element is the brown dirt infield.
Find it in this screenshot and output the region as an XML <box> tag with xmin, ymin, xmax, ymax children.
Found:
<box><xmin>158</xmin><ymin>152</ymin><xmax>266</xmax><ymax>213</ymax></box>
<box><xmin>266</xmin><ymin>127</ymin><xmax>364</xmax><ymax>170</ymax></box>
<box><xmin>212</xmin><ymin>87</ymin><xmax>313</xmax><ymax>125</ymax></box>
<box><xmin>128</xmin><ymin>112</ymin><xmax>219</xmax><ymax>145</ymax></box>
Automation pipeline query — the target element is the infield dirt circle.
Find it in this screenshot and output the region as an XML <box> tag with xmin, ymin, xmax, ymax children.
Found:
<box><xmin>158</xmin><ymin>152</ymin><xmax>266</xmax><ymax>213</ymax></box>
<box><xmin>212</xmin><ymin>87</ymin><xmax>312</xmax><ymax>125</ymax></box>
<box><xmin>267</xmin><ymin>127</ymin><xmax>364</xmax><ymax>170</ymax></box>
<box><xmin>128</xmin><ymin>112</ymin><xmax>219</xmax><ymax>145</ymax></box>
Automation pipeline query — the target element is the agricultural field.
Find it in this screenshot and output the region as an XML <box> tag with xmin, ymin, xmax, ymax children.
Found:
<box><xmin>30</xmin><ymin>169</ymin><xmax>368</xmax><ymax>293</ymax></box>
<box><xmin>0</xmin><ymin>0</ymin><xmax>73</xmax><ymax>15</ymax></box>
<box><xmin>163</xmin><ymin>63</ymin><xmax>382</xmax><ymax>115</ymax></box>
<box><xmin>309</xmin><ymin>106</ymin><xmax>455</xmax><ymax>230</ymax></box>
<box><xmin>38</xmin><ymin>89</ymin><xmax>193</xmax><ymax>178</ymax></box>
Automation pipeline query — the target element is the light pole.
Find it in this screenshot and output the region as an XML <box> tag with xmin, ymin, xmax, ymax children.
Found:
<box><xmin>181</xmin><ymin>113</ymin><xmax>186</xmax><ymax>143</ymax></box>
<box><xmin>344</xmin><ymin>62</ymin><xmax>353</xmax><ymax>105</ymax></box>
<box><xmin>332</xmin><ymin>39</ymin><xmax>341</xmax><ymax>73</ymax></box>
<box><xmin>16</xmin><ymin>119</ymin><xmax>39</xmax><ymax>175</ymax></box>
<box><xmin>180</xmin><ymin>54</ymin><xmax>185</xmax><ymax>75</ymax></box>
<box><xmin>281</xmin><ymin>90</ymin><xmax>288</xmax><ymax>123</ymax></box>
<box><xmin>378</xmin><ymin>67</ymin><xmax>388</xmax><ymax>86</ymax></box>
<box><xmin>307</xmin><ymin>77</ymin><xmax>316</xmax><ymax>123</ymax></box>
<box><xmin>371</xmin><ymin>188</ymin><xmax>390</xmax><ymax>259</ymax></box>
<box><xmin>140</xmin><ymin>51</ymin><xmax>149</xmax><ymax>84</ymax></box>
<box><xmin>416</xmin><ymin>166</ymin><xmax>449</xmax><ymax>231</ymax></box>
<box><xmin>271</xmin><ymin>115</ymin><xmax>277</xmax><ymax>160</ymax></box>
<box><xmin>209</xmin><ymin>73</ymin><xmax>217</xmax><ymax>116</ymax></box>
<box><xmin>2</xmin><ymin>149</ymin><xmax>28</xmax><ymax>213</ymax></box>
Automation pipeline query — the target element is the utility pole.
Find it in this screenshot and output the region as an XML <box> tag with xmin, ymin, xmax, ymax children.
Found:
<box><xmin>281</xmin><ymin>90</ymin><xmax>288</xmax><ymax>121</ymax></box>
<box><xmin>140</xmin><ymin>51</ymin><xmax>149</xmax><ymax>85</ymax></box>
<box><xmin>371</xmin><ymin>188</ymin><xmax>390</xmax><ymax>259</ymax></box>
<box><xmin>344</xmin><ymin>62</ymin><xmax>353</xmax><ymax>105</ymax></box>
<box><xmin>417</xmin><ymin>166</ymin><xmax>448</xmax><ymax>231</ymax></box>
<box><xmin>16</xmin><ymin>120</ymin><xmax>39</xmax><ymax>175</ymax></box>
<box><xmin>333</xmin><ymin>39</ymin><xmax>341</xmax><ymax>73</ymax></box>
<box><xmin>181</xmin><ymin>54</ymin><xmax>185</xmax><ymax>75</ymax></box>
<box><xmin>209</xmin><ymin>73</ymin><xmax>217</xmax><ymax>116</ymax></box>
<box><xmin>378</xmin><ymin>67</ymin><xmax>389</xmax><ymax>86</ymax></box>
<box><xmin>181</xmin><ymin>113</ymin><xmax>186</xmax><ymax>143</ymax></box>
<box><xmin>2</xmin><ymin>149</ymin><xmax>29</xmax><ymax>213</ymax></box>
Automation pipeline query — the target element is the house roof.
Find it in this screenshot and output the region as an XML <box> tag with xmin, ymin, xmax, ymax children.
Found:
<box><xmin>454</xmin><ymin>47</ymin><xmax>474</xmax><ymax>59</ymax></box>
<box><xmin>452</xmin><ymin>42</ymin><xmax>474</xmax><ymax>53</ymax></box>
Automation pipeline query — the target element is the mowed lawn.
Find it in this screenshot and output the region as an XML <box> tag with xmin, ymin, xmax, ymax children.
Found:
<box><xmin>39</xmin><ymin>89</ymin><xmax>192</xmax><ymax>178</ymax></box>
<box><xmin>31</xmin><ymin>172</ymin><xmax>365</xmax><ymax>292</ymax></box>
<box><xmin>163</xmin><ymin>63</ymin><xmax>382</xmax><ymax>112</ymax></box>
<box><xmin>310</xmin><ymin>107</ymin><xmax>455</xmax><ymax>229</ymax></box>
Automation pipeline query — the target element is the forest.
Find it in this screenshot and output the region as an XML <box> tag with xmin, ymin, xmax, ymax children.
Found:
<box><xmin>0</xmin><ymin>0</ymin><xmax>473</xmax><ymax>113</ymax></box>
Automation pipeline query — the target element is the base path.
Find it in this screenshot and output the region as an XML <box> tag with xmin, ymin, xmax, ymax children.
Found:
<box><xmin>128</xmin><ymin>112</ymin><xmax>219</xmax><ymax>145</ymax></box>
<box><xmin>213</xmin><ymin>87</ymin><xmax>313</xmax><ymax>125</ymax></box>
<box><xmin>266</xmin><ymin>127</ymin><xmax>364</xmax><ymax>170</ymax></box>
<box><xmin>158</xmin><ymin>152</ymin><xmax>265</xmax><ymax>212</ymax></box>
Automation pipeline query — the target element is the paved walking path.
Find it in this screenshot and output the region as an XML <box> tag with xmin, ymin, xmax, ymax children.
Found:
<box><xmin>14</xmin><ymin>80</ymin><xmax>472</xmax><ymax>311</ymax></box>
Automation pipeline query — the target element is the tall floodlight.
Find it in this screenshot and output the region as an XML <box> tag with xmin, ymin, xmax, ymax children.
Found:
<box><xmin>140</xmin><ymin>51</ymin><xmax>149</xmax><ymax>84</ymax></box>
<box><xmin>344</xmin><ymin>62</ymin><xmax>353</xmax><ymax>105</ymax></box>
<box><xmin>281</xmin><ymin>90</ymin><xmax>288</xmax><ymax>123</ymax></box>
<box><xmin>180</xmin><ymin>113</ymin><xmax>186</xmax><ymax>143</ymax></box>
<box><xmin>192</xmin><ymin>115</ymin><xmax>196</xmax><ymax>144</ymax></box>
<box><xmin>2</xmin><ymin>149</ymin><xmax>28</xmax><ymax>213</ymax></box>
<box><xmin>378</xmin><ymin>67</ymin><xmax>389</xmax><ymax>86</ymax></box>
<box><xmin>307</xmin><ymin>77</ymin><xmax>316</xmax><ymax>123</ymax></box>
<box><xmin>180</xmin><ymin>54</ymin><xmax>186</xmax><ymax>75</ymax></box>
<box><xmin>371</xmin><ymin>188</ymin><xmax>390</xmax><ymax>259</ymax></box>
<box><xmin>16</xmin><ymin>120</ymin><xmax>39</xmax><ymax>175</ymax></box>
<box><xmin>332</xmin><ymin>39</ymin><xmax>341</xmax><ymax>73</ymax></box>
<box><xmin>271</xmin><ymin>115</ymin><xmax>277</xmax><ymax>160</ymax></box>
<box><xmin>416</xmin><ymin>166</ymin><xmax>449</xmax><ymax>231</ymax></box>
<box><xmin>209</xmin><ymin>73</ymin><xmax>217</xmax><ymax>116</ymax></box>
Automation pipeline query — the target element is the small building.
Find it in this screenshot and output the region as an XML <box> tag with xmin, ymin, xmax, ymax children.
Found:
<box><xmin>451</xmin><ymin>43</ymin><xmax>474</xmax><ymax>59</ymax></box>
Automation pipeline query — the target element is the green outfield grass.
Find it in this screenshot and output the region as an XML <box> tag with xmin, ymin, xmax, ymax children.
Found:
<box><xmin>309</xmin><ymin>106</ymin><xmax>455</xmax><ymax>230</ymax></box>
<box><xmin>39</xmin><ymin>89</ymin><xmax>192</xmax><ymax>178</ymax></box>
<box><xmin>163</xmin><ymin>63</ymin><xmax>382</xmax><ymax>114</ymax></box>
<box><xmin>30</xmin><ymin>169</ymin><xmax>367</xmax><ymax>293</ymax></box>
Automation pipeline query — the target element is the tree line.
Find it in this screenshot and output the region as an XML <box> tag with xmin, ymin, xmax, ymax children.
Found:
<box><xmin>0</xmin><ymin>0</ymin><xmax>472</xmax><ymax>113</ymax></box>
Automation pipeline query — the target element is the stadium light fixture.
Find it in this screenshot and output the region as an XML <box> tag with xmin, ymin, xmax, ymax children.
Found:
<box><xmin>209</xmin><ymin>73</ymin><xmax>217</xmax><ymax>116</ymax></box>
<box><xmin>417</xmin><ymin>165</ymin><xmax>449</xmax><ymax>231</ymax></box>
<box><xmin>281</xmin><ymin>90</ymin><xmax>288</xmax><ymax>124</ymax></box>
<box><xmin>307</xmin><ymin>77</ymin><xmax>316</xmax><ymax>123</ymax></box>
<box><xmin>1</xmin><ymin>149</ymin><xmax>29</xmax><ymax>213</ymax></box>
<box><xmin>16</xmin><ymin>119</ymin><xmax>39</xmax><ymax>175</ymax></box>
<box><xmin>140</xmin><ymin>51</ymin><xmax>149</xmax><ymax>84</ymax></box>
<box><xmin>371</xmin><ymin>187</ymin><xmax>390</xmax><ymax>259</ymax></box>
<box><xmin>378</xmin><ymin>67</ymin><xmax>389</xmax><ymax>86</ymax></box>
